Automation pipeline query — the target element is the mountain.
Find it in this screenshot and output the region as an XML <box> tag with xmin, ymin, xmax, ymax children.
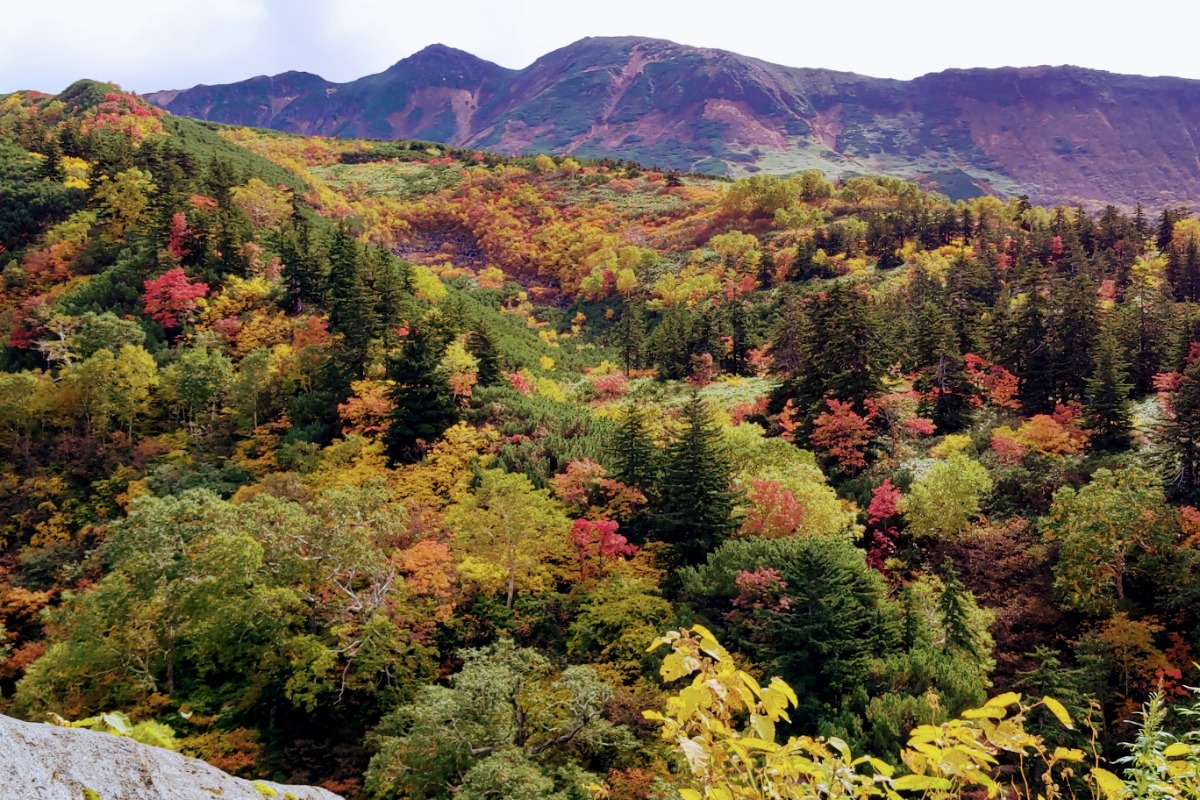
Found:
<box><xmin>148</xmin><ymin>36</ymin><xmax>1200</xmax><ymax>209</ymax></box>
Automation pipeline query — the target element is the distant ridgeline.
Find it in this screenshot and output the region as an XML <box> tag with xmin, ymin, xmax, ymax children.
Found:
<box><xmin>147</xmin><ymin>36</ymin><xmax>1200</xmax><ymax>209</ymax></box>
<box><xmin>3</xmin><ymin>80</ymin><xmax>1200</xmax><ymax>799</ymax></box>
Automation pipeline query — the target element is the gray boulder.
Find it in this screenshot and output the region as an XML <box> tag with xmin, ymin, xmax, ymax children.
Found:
<box><xmin>0</xmin><ymin>714</ymin><xmax>343</xmax><ymax>800</ymax></box>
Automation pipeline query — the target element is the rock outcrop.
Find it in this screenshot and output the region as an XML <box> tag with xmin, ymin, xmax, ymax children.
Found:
<box><xmin>0</xmin><ymin>714</ymin><xmax>343</xmax><ymax>800</ymax></box>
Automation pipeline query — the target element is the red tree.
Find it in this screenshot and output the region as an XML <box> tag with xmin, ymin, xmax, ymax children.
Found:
<box><xmin>142</xmin><ymin>268</ymin><xmax>208</xmax><ymax>331</ymax></box>
<box><xmin>570</xmin><ymin>518</ymin><xmax>636</xmax><ymax>582</ymax></box>
<box><xmin>810</xmin><ymin>398</ymin><xmax>872</xmax><ymax>472</ymax></box>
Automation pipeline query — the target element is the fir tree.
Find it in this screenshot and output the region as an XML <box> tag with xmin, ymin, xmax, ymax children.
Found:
<box><xmin>384</xmin><ymin>328</ymin><xmax>458</xmax><ymax>464</ymax></box>
<box><xmin>1085</xmin><ymin>329</ymin><xmax>1133</xmax><ymax>451</ymax></box>
<box><xmin>656</xmin><ymin>393</ymin><xmax>738</xmax><ymax>570</ymax></box>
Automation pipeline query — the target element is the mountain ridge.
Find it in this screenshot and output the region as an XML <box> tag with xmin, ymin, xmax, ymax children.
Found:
<box><xmin>146</xmin><ymin>36</ymin><xmax>1200</xmax><ymax>209</ymax></box>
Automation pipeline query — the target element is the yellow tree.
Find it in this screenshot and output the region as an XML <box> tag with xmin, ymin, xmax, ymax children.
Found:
<box><xmin>448</xmin><ymin>468</ymin><xmax>572</xmax><ymax>609</ymax></box>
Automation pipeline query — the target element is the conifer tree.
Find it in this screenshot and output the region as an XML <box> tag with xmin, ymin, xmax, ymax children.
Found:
<box><xmin>1085</xmin><ymin>328</ymin><xmax>1133</xmax><ymax>451</ymax></box>
<box><xmin>326</xmin><ymin>226</ymin><xmax>379</xmax><ymax>381</ymax></box>
<box><xmin>939</xmin><ymin>559</ymin><xmax>981</xmax><ymax>659</ymax></box>
<box><xmin>1052</xmin><ymin>272</ymin><xmax>1099</xmax><ymax>401</ymax></box>
<box><xmin>1168</xmin><ymin>354</ymin><xmax>1200</xmax><ymax>501</ymax></box>
<box><xmin>466</xmin><ymin>326</ymin><xmax>502</xmax><ymax>387</ymax></box>
<box><xmin>614</xmin><ymin>301</ymin><xmax>646</xmax><ymax>375</ymax></box>
<box><xmin>385</xmin><ymin>328</ymin><xmax>458</xmax><ymax>464</ymax></box>
<box><xmin>1012</xmin><ymin>268</ymin><xmax>1056</xmax><ymax>414</ymax></box>
<box><xmin>611</xmin><ymin>404</ymin><xmax>662</xmax><ymax>543</ymax></box>
<box><xmin>648</xmin><ymin>305</ymin><xmax>696</xmax><ymax>381</ymax></box>
<box><xmin>656</xmin><ymin>393</ymin><xmax>738</xmax><ymax>570</ymax></box>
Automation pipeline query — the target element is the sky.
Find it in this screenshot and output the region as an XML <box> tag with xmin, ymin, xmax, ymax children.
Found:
<box><xmin>4</xmin><ymin>0</ymin><xmax>1200</xmax><ymax>95</ymax></box>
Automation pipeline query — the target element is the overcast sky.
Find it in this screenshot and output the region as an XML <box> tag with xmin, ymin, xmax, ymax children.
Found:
<box><xmin>4</xmin><ymin>0</ymin><xmax>1200</xmax><ymax>95</ymax></box>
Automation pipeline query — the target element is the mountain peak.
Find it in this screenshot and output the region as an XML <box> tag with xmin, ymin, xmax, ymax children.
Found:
<box><xmin>150</xmin><ymin>40</ymin><xmax>1200</xmax><ymax>208</ymax></box>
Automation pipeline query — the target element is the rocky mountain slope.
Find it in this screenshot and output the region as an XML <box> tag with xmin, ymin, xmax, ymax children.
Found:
<box><xmin>146</xmin><ymin>37</ymin><xmax>1200</xmax><ymax>210</ymax></box>
<box><xmin>0</xmin><ymin>715</ymin><xmax>342</xmax><ymax>800</ymax></box>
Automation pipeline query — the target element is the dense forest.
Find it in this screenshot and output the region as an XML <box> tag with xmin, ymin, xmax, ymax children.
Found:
<box><xmin>2</xmin><ymin>80</ymin><xmax>1200</xmax><ymax>799</ymax></box>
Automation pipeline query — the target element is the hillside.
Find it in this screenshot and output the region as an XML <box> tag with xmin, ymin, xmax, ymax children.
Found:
<box><xmin>3</xmin><ymin>79</ymin><xmax>1200</xmax><ymax>799</ymax></box>
<box><xmin>148</xmin><ymin>36</ymin><xmax>1200</xmax><ymax>209</ymax></box>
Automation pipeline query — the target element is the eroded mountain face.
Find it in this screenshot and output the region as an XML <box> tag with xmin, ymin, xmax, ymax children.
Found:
<box><xmin>149</xmin><ymin>36</ymin><xmax>1200</xmax><ymax>209</ymax></box>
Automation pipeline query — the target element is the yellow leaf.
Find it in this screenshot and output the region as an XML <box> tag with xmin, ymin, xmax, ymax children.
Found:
<box><xmin>984</xmin><ymin>692</ymin><xmax>1021</xmax><ymax>708</ymax></box>
<box><xmin>750</xmin><ymin>712</ymin><xmax>776</xmax><ymax>743</ymax></box>
<box><xmin>1090</xmin><ymin>767</ymin><xmax>1125</xmax><ymax>798</ymax></box>
<box><xmin>1052</xmin><ymin>747</ymin><xmax>1086</xmax><ymax>762</ymax></box>
<box><xmin>961</xmin><ymin>706</ymin><xmax>1007</xmax><ymax>719</ymax></box>
<box><xmin>1041</xmin><ymin>696</ymin><xmax>1073</xmax><ymax>728</ymax></box>
<box><xmin>1163</xmin><ymin>742</ymin><xmax>1191</xmax><ymax>758</ymax></box>
<box><xmin>892</xmin><ymin>775</ymin><xmax>954</xmax><ymax>791</ymax></box>
<box><xmin>1168</xmin><ymin>760</ymin><xmax>1191</xmax><ymax>776</ymax></box>
<box><xmin>867</xmin><ymin>757</ymin><xmax>895</xmax><ymax>777</ymax></box>
<box><xmin>678</xmin><ymin>790</ymin><xmax>703</xmax><ymax>800</ymax></box>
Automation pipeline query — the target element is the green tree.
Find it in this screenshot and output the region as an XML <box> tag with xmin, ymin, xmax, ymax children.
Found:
<box><xmin>1042</xmin><ymin>467</ymin><xmax>1174</xmax><ymax>616</ymax></box>
<box><xmin>14</xmin><ymin>490</ymin><xmax>308</xmax><ymax>715</ymax></box>
<box><xmin>448</xmin><ymin>469</ymin><xmax>572</xmax><ymax>609</ymax></box>
<box><xmin>1084</xmin><ymin>328</ymin><xmax>1133</xmax><ymax>451</ymax></box>
<box><xmin>364</xmin><ymin>640</ymin><xmax>626</xmax><ymax>800</ymax></box>
<box><xmin>656</xmin><ymin>394</ymin><xmax>738</xmax><ymax>570</ymax></box>
<box><xmin>384</xmin><ymin>328</ymin><xmax>458</xmax><ymax>464</ymax></box>
<box><xmin>903</xmin><ymin>453</ymin><xmax>992</xmax><ymax>539</ymax></box>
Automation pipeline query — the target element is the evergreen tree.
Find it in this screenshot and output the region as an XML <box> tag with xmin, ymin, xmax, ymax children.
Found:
<box><xmin>788</xmin><ymin>283</ymin><xmax>882</xmax><ymax>418</ymax></box>
<box><xmin>656</xmin><ymin>394</ymin><xmax>738</xmax><ymax>570</ymax></box>
<box><xmin>384</xmin><ymin>328</ymin><xmax>458</xmax><ymax>464</ymax></box>
<box><xmin>466</xmin><ymin>325</ymin><xmax>502</xmax><ymax>387</ymax></box>
<box><xmin>611</xmin><ymin>404</ymin><xmax>662</xmax><ymax>543</ymax></box>
<box><xmin>939</xmin><ymin>559</ymin><xmax>981</xmax><ymax>659</ymax></box>
<box><xmin>1168</xmin><ymin>354</ymin><xmax>1200</xmax><ymax>501</ymax></box>
<box><xmin>277</xmin><ymin>213</ymin><xmax>327</xmax><ymax>314</ymax></box>
<box><xmin>614</xmin><ymin>301</ymin><xmax>646</xmax><ymax>375</ymax></box>
<box><xmin>1052</xmin><ymin>273</ymin><xmax>1099</xmax><ymax>402</ymax></box>
<box><xmin>1085</xmin><ymin>329</ymin><xmax>1133</xmax><ymax>451</ymax></box>
<box><xmin>326</xmin><ymin>226</ymin><xmax>379</xmax><ymax>381</ymax></box>
<box><xmin>648</xmin><ymin>305</ymin><xmax>696</xmax><ymax>381</ymax></box>
<box><xmin>913</xmin><ymin>302</ymin><xmax>973</xmax><ymax>430</ymax></box>
<box><xmin>1012</xmin><ymin>268</ymin><xmax>1056</xmax><ymax>414</ymax></box>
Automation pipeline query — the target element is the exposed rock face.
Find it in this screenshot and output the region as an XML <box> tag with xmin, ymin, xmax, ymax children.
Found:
<box><xmin>149</xmin><ymin>36</ymin><xmax>1200</xmax><ymax>209</ymax></box>
<box><xmin>0</xmin><ymin>714</ymin><xmax>343</xmax><ymax>800</ymax></box>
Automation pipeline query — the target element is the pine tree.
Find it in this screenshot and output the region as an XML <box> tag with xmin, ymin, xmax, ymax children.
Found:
<box><xmin>277</xmin><ymin>214</ymin><xmax>327</xmax><ymax>314</ymax></box>
<box><xmin>656</xmin><ymin>394</ymin><xmax>738</xmax><ymax>570</ymax></box>
<box><xmin>792</xmin><ymin>282</ymin><xmax>882</xmax><ymax>416</ymax></box>
<box><xmin>648</xmin><ymin>305</ymin><xmax>695</xmax><ymax>381</ymax></box>
<box><xmin>384</xmin><ymin>328</ymin><xmax>458</xmax><ymax>464</ymax></box>
<box><xmin>1012</xmin><ymin>268</ymin><xmax>1056</xmax><ymax>414</ymax></box>
<box><xmin>1085</xmin><ymin>329</ymin><xmax>1133</xmax><ymax>451</ymax></box>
